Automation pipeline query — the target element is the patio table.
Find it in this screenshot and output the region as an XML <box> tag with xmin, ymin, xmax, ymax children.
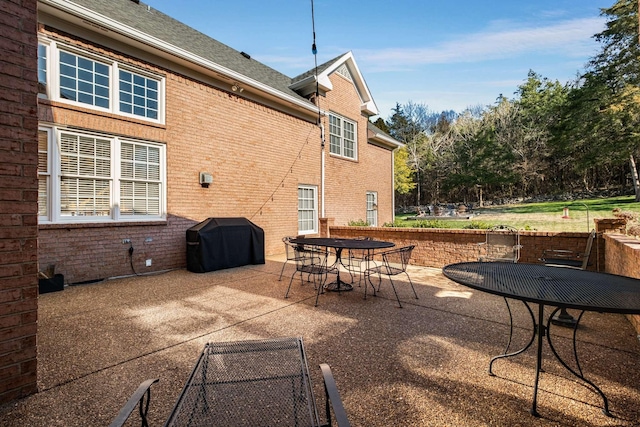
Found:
<box><xmin>442</xmin><ymin>261</ymin><xmax>640</xmax><ymax>417</ymax></box>
<box><xmin>290</xmin><ymin>237</ymin><xmax>394</xmax><ymax>292</ymax></box>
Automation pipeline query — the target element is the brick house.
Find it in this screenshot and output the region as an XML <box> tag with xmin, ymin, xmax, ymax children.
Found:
<box><xmin>36</xmin><ymin>0</ymin><xmax>401</xmax><ymax>284</ymax></box>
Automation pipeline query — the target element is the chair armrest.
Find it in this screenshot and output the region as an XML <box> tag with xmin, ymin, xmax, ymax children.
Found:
<box><xmin>109</xmin><ymin>378</ymin><xmax>159</xmax><ymax>427</ymax></box>
<box><xmin>319</xmin><ymin>363</ymin><xmax>351</xmax><ymax>427</ymax></box>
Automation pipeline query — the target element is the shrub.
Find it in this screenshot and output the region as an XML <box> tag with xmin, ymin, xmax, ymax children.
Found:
<box><xmin>348</xmin><ymin>219</ymin><xmax>370</xmax><ymax>226</ymax></box>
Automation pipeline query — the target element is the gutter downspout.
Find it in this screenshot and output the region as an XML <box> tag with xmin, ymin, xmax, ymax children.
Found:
<box><xmin>320</xmin><ymin>123</ymin><xmax>325</xmax><ymax>218</ymax></box>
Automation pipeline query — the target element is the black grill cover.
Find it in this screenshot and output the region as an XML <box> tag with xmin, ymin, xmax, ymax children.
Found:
<box><xmin>186</xmin><ymin>217</ymin><xmax>265</xmax><ymax>273</ymax></box>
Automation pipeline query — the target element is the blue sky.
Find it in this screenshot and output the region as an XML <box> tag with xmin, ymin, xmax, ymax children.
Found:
<box><xmin>144</xmin><ymin>0</ymin><xmax>609</xmax><ymax>119</ymax></box>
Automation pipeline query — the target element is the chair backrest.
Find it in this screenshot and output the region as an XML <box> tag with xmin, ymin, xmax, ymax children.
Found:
<box><xmin>580</xmin><ymin>229</ymin><xmax>596</xmax><ymax>270</ymax></box>
<box><xmin>480</xmin><ymin>225</ymin><xmax>520</xmax><ymax>263</ymax></box>
<box><xmin>282</xmin><ymin>236</ymin><xmax>297</xmax><ymax>261</ymax></box>
<box><xmin>382</xmin><ymin>245</ymin><xmax>415</xmax><ymax>274</ymax></box>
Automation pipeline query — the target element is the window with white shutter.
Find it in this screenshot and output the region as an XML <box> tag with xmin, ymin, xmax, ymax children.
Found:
<box><xmin>59</xmin><ymin>132</ymin><xmax>112</xmax><ymax>217</ymax></box>
<box><xmin>37</xmin><ymin>127</ymin><xmax>165</xmax><ymax>223</ymax></box>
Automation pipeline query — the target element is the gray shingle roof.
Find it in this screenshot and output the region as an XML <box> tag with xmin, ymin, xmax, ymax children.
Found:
<box><xmin>66</xmin><ymin>0</ymin><xmax>331</xmax><ymax>103</ymax></box>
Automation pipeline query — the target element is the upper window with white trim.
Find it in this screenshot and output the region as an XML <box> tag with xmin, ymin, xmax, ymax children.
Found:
<box><xmin>38</xmin><ymin>40</ymin><xmax>164</xmax><ymax>123</ymax></box>
<box><xmin>38</xmin><ymin>127</ymin><xmax>166</xmax><ymax>223</ymax></box>
<box><xmin>329</xmin><ymin>113</ymin><xmax>357</xmax><ymax>160</ymax></box>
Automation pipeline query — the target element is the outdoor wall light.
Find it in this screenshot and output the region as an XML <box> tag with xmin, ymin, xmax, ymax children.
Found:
<box><xmin>200</xmin><ymin>172</ymin><xmax>213</xmax><ymax>188</ymax></box>
<box><xmin>231</xmin><ymin>83</ymin><xmax>244</xmax><ymax>93</ymax></box>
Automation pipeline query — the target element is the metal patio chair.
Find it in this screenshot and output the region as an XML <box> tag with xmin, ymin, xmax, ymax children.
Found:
<box><xmin>285</xmin><ymin>244</ymin><xmax>337</xmax><ymax>306</ymax></box>
<box><xmin>110</xmin><ymin>337</ymin><xmax>350</xmax><ymax>427</ymax></box>
<box><xmin>364</xmin><ymin>245</ymin><xmax>418</xmax><ymax>308</ymax></box>
<box><xmin>478</xmin><ymin>225</ymin><xmax>521</xmax><ymax>263</ymax></box>
<box><xmin>540</xmin><ymin>229</ymin><xmax>596</xmax><ymax>327</ymax></box>
<box><xmin>279</xmin><ymin>236</ymin><xmax>303</xmax><ymax>281</ymax></box>
<box><xmin>342</xmin><ymin>237</ymin><xmax>376</xmax><ymax>287</ymax></box>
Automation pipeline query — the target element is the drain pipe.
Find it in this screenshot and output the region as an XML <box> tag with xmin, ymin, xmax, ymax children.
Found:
<box><xmin>320</xmin><ymin>122</ymin><xmax>325</xmax><ymax>218</ymax></box>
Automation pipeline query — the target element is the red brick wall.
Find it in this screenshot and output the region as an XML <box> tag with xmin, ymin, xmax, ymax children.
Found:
<box><xmin>0</xmin><ymin>0</ymin><xmax>39</xmax><ymax>403</ymax></box>
<box><xmin>320</xmin><ymin>74</ymin><xmax>394</xmax><ymax>227</ymax></box>
<box><xmin>603</xmin><ymin>233</ymin><xmax>640</xmax><ymax>334</ymax></box>
<box><xmin>329</xmin><ymin>226</ymin><xmax>599</xmax><ymax>270</ymax></box>
<box><xmin>36</xmin><ymin>29</ymin><xmax>395</xmax><ymax>283</ymax></box>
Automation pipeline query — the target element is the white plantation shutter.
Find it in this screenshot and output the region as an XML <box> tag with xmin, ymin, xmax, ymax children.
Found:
<box><xmin>120</xmin><ymin>142</ymin><xmax>161</xmax><ymax>216</ymax></box>
<box><xmin>38</xmin><ymin>130</ymin><xmax>49</xmax><ymax>216</ymax></box>
<box><xmin>59</xmin><ymin>132</ymin><xmax>112</xmax><ymax>217</ymax></box>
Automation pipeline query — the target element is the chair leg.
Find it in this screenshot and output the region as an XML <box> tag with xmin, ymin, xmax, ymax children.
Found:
<box><xmin>387</xmin><ymin>276</ymin><xmax>403</xmax><ymax>308</ymax></box>
<box><xmin>405</xmin><ymin>272</ymin><xmax>419</xmax><ymax>300</ymax></box>
<box><xmin>285</xmin><ymin>271</ymin><xmax>296</xmax><ymax>298</ymax></box>
<box><xmin>278</xmin><ymin>260</ymin><xmax>288</xmax><ymax>281</ymax></box>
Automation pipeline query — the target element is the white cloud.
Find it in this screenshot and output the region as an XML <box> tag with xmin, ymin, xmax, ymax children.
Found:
<box><xmin>357</xmin><ymin>17</ymin><xmax>605</xmax><ymax>69</ymax></box>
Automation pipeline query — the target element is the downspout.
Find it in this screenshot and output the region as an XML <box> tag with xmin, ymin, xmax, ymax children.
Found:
<box><xmin>392</xmin><ymin>147</ymin><xmax>397</xmax><ymax>223</ymax></box>
<box><xmin>320</xmin><ymin>122</ymin><xmax>325</xmax><ymax>218</ymax></box>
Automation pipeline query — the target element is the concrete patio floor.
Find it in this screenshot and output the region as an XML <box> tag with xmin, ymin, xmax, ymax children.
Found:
<box><xmin>1</xmin><ymin>255</ymin><xmax>639</xmax><ymax>426</ymax></box>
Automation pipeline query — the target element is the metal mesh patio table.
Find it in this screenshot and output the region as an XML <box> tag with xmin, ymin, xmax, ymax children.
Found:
<box><xmin>443</xmin><ymin>262</ymin><xmax>640</xmax><ymax>418</ymax></box>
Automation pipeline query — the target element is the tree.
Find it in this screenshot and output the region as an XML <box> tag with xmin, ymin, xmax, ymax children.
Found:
<box><xmin>386</xmin><ymin>102</ymin><xmax>433</xmax><ymax>205</ymax></box>
<box><xmin>570</xmin><ymin>0</ymin><xmax>640</xmax><ymax>199</ymax></box>
<box><xmin>393</xmin><ymin>146</ymin><xmax>416</xmax><ymax>196</ymax></box>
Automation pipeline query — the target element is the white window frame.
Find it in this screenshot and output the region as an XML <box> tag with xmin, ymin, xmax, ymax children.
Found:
<box><xmin>38</xmin><ymin>37</ymin><xmax>165</xmax><ymax>124</ymax></box>
<box><xmin>366</xmin><ymin>191</ymin><xmax>378</xmax><ymax>226</ymax></box>
<box><xmin>38</xmin><ymin>126</ymin><xmax>166</xmax><ymax>224</ymax></box>
<box><xmin>298</xmin><ymin>185</ymin><xmax>318</xmax><ymax>235</ymax></box>
<box><xmin>329</xmin><ymin>113</ymin><xmax>357</xmax><ymax>160</ymax></box>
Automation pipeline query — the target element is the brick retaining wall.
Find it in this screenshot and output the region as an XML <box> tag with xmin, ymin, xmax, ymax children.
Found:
<box><xmin>327</xmin><ymin>224</ymin><xmax>638</xmax><ymax>335</ymax></box>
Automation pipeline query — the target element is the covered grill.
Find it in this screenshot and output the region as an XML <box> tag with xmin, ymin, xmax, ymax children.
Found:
<box><xmin>186</xmin><ymin>217</ymin><xmax>265</xmax><ymax>273</ymax></box>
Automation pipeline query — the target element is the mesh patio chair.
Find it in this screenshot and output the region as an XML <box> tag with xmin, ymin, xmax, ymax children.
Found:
<box><xmin>285</xmin><ymin>244</ymin><xmax>337</xmax><ymax>306</ymax></box>
<box><xmin>364</xmin><ymin>245</ymin><xmax>418</xmax><ymax>308</ymax></box>
<box><xmin>279</xmin><ymin>236</ymin><xmax>302</xmax><ymax>281</ymax></box>
<box><xmin>279</xmin><ymin>236</ymin><xmax>324</xmax><ymax>281</ymax></box>
<box><xmin>478</xmin><ymin>225</ymin><xmax>521</xmax><ymax>263</ymax></box>
<box><xmin>342</xmin><ymin>237</ymin><xmax>376</xmax><ymax>287</ymax></box>
<box><xmin>110</xmin><ymin>337</ymin><xmax>351</xmax><ymax>427</ymax></box>
<box><xmin>540</xmin><ymin>229</ymin><xmax>596</xmax><ymax>327</ymax></box>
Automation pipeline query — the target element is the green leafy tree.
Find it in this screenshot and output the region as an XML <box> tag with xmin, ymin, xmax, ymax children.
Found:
<box><xmin>558</xmin><ymin>0</ymin><xmax>640</xmax><ymax>198</ymax></box>
<box><xmin>393</xmin><ymin>146</ymin><xmax>416</xmax><ymax>196</ymax></box>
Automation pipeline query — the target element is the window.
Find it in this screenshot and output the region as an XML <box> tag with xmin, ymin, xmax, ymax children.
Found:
<box><xmin>38</xmin><ymin>127</ymin><xmax>165</xmax><ymax>223</ymax></box>
<box><xmin>37</xmin><ymin>39</ymin><xmax>164</xmax><ymax>122</ymax></box>
<box><xmin>59</xmin><ymin>132</ymin><xmax>112</xmax><ymax>217</ymax></box>
<box><xmin>38</xmin><ymin>43</ymin><xmax>48</xmax><ymax>96</ymax></box>
<box><xmin>119</xmin><ymin>70</ymin><xmax>159</xmax><ymax>120</ymax></box>
<box><xmin>366</xmin><ymin>192</ymin><xmax>378</xmax><ymax>226</ymax></box>
<box><xmin>298</xmin><ymin>185</ymin><xmax>318</xmax><ymax>234</ymax></box>
<box><xmin>38</xmin><ymin>129</ymin><xmax>50</xmax><ymax>216</ymax></box>
<box><xmin>59</xmin><ymin>51</ymin><xmax>110</xmax><ymax>108</ymax></box>
<box><xmin>120</xmin><ymin>142</ymin><xmax>161</xmax><ymax>215</ymax></box>
<box><xmin>329</xmin><ymin>113</ymin><xmax>357</xmax><ymax>159</ymax></box>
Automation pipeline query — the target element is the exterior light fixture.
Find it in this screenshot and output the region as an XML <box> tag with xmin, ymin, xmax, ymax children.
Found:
<box><xmin>200</xmin><ymin>172</ymin><xmax>213</xmax><ymax>188</ymax></box>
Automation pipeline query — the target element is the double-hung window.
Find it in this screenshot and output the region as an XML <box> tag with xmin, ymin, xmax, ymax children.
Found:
<box><xmin>329</xmin><ymin>113</ymin><xmax>357</xmax><ymax>160</ymax></box>
<box><xmin>366</xmin><ymin>192</ymin><xmax>378</xmax><ymax>226</ymax></box>
<box><xmin>298</xmin><ymin>185</ymin><xmax>318</xmax><ymax>234</ymax></box>
<box><xmin>38</xmin><ymin>127</ymin><xmax>166</xmax><ymax>223</ymax></box>
<box><xmin>38</xmin><ymin>40</ymin><xmax>164</xmax><ymax>123</ymax></box>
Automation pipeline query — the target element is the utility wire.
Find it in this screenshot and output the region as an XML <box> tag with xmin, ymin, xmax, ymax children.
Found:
<box><xmin>249</xmin><ymin>1</ymin><xmax>322</xmax><ymax>220</ymax></box>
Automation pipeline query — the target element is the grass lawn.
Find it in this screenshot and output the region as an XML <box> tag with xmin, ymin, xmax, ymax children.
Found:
<box><xmin>394</xmin><ymin>196</ymin><xmax>640</xmax><ymax>232</ymax></box>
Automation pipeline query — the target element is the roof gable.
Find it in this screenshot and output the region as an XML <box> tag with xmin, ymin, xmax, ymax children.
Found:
<box><xmin>291</xmin><ymin>52</ymin><xmax>379</xmax><ymax>116</ymax></box>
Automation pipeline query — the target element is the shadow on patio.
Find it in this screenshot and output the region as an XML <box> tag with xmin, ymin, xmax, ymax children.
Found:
<box><xmin>1</xmin><ymin>255</ymin><xmax>639</xmax><ymax>426</ymax></box>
